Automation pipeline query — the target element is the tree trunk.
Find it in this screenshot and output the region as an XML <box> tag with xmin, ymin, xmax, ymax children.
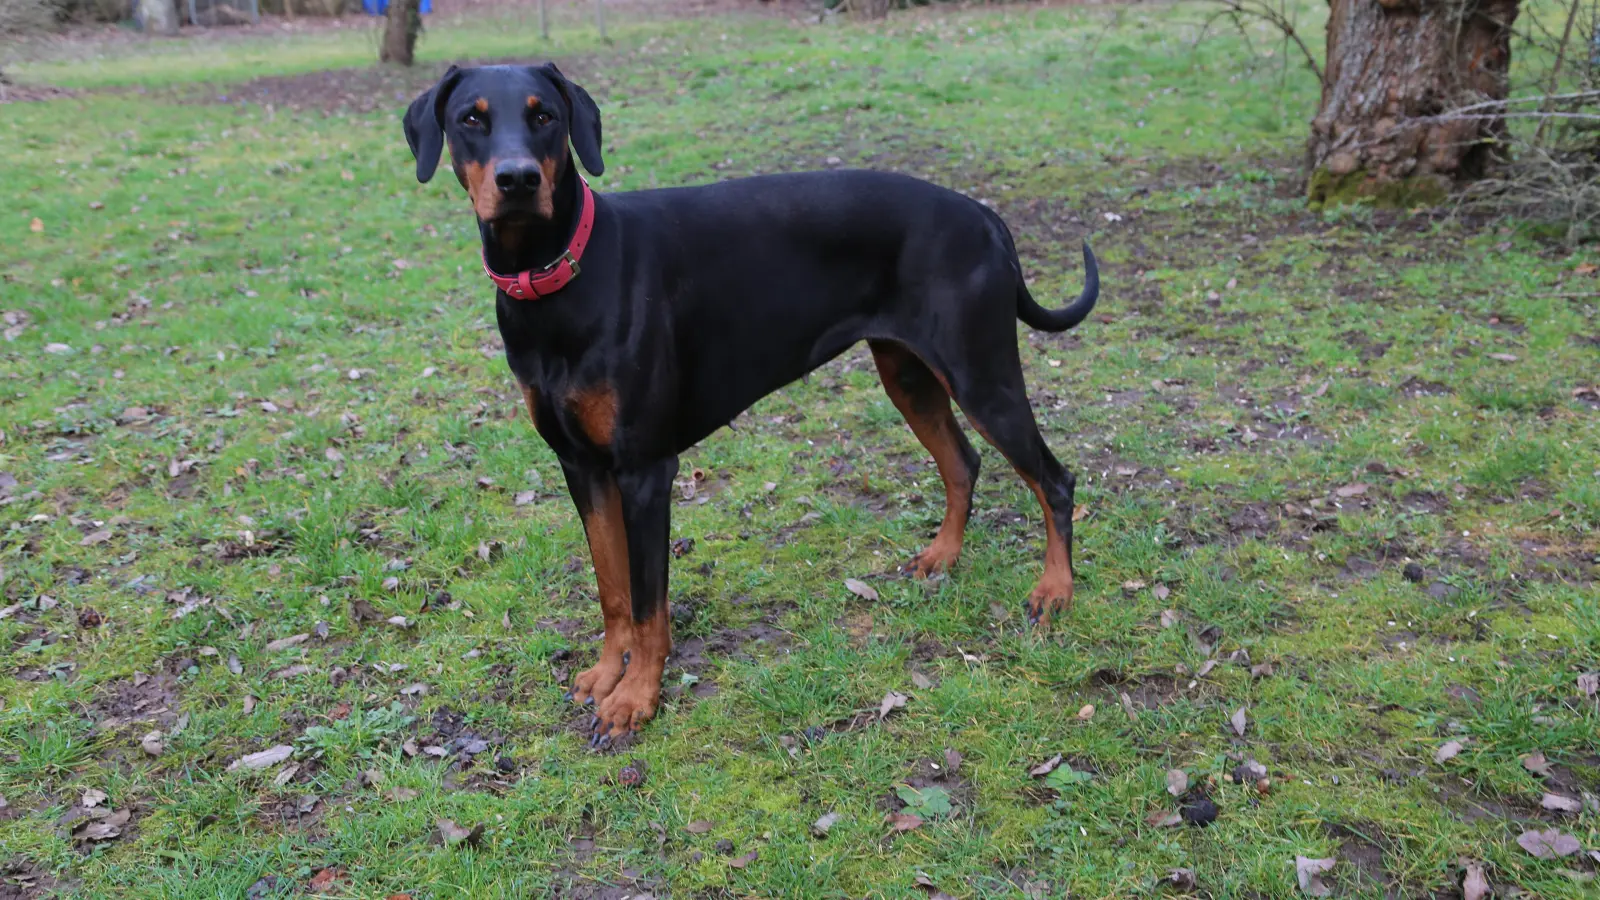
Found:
<box><xmin>380</xmin><ymin>0</ymin><xmax>422</xmax><ymax>66</ymax></box>
<box><xmin>1308</xmin><ymin>0</ymin><xmax>1520</xmax><ymax>207</ymax></box>
<box><xmin>139</xmin><ymin>0</ymin><xmax>180</xmax><ymax>35</ymax></box>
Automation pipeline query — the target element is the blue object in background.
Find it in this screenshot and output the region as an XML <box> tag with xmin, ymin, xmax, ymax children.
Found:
<box><xmin>363</xmin><ymin>0</ymin><xmax>430</xmax><ymax>15</ymax></box>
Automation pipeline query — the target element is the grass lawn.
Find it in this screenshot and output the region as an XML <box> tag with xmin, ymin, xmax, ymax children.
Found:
<box><xmin>3</xmin><ymin>1</ymin><xmax>1598</xmax><ymax>897</ymax></box>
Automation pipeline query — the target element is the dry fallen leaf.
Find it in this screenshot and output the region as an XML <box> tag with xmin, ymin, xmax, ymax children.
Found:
<box><xmin>810</xmin><ymin>812</ymin><xmax>841</xmax><ymax>836</ymax></box>
<box><xmin>844</xmin><ymin>578</ymin><xmax>879</xmax><ymax>601</ymax></box>
<box><xmin>1076</xmin><ymin>704</ymin><xmax>1095</xmax><ymax>721</ymax></box>
<box><xmin>1166</xmin><ymin>769</ymin><xmax>1189</xmax><ymax>797</ymax></box>
<box><xmin>229</xmin><ymin>745</ymin><xmax>294</xmax><ymax>771</ymax></box>
<box><xmin>1160</xmin><ymin>609</ymin><xmax>1179</xmax><ymax>629</ymax></box>
<box><xmin>1461</xmin><ymin>861</ymin><xmax>1490</xmax><ymax>900</ymax></box>
<box><xmin>74</xmin><ymin>808</ymin><xmax>130</xmax><ymax>843</ymax></box>
<box><xmin>1517</xmin><ymin>828</ymin><xmax>1580</xmax><ymax>859</ymax></box>
<box><xmin>436</xmin><ymin>818</ymin><xmax>484</xmax><ymax>847</ymax></box>
<box><xmin>79</xmin><ymin>529</ymin><xmax>113</xmax><ymax>547</ymax></box>
<box><xmin>307</xmin><ymin>868</ymin><xmax>344</xmax><ymax>890</ymax></box>
<box><xmin>1334</xmin><ymin>483</ymin><xmax>1368</xmax><ymax>498</ymax></box>
<box><xmin>82</xmin><ymin>789</ymin><xmax>107</xmax><ymax>808</ymax></box>
<box><xmin>264</xmin><ymin>633</ymin><xmax>309</xmax><ymax>653</ymax></box>
<box><xmin>728</xmin><ymin>850</ymin><xmax>758</xmax><ymax>868</ymax></box>
<box><xmin>886</xmin><ymin>812</ymin><xmax>923</xmax><ymax>832</ymax></box>
<box><xmin>1578</xmin><ymin>672</ymin><xmax>1598</xmax><ymax>697</ymax></box>
<box><xmin>878</xmin><ymin>690</ymin><xmax>908</xmax><ymax>719</ymax></box>
<box><xmin>1121</xmin><ymin>692</ymin><xmax>1138</xmax><ymax>721</ymax></box>
<box><xmin>1029</xmin><ymin>754</ymin><xmax>1063</xmax><ymax>777</ymax></box>
<box><xmin>1165</xmin><ymin>868</ymin><xmax>1197</xmax><ymax>891</ymax></box>
<box><xmin>1071</xmin><ymin>504</ymin><xmax>1087</xmax><ymax>522</ymax></box>
<box><xmin>686</xmin><ymin>820</ymin><xmax>716</xmax><ymax>834</ymax></box>
<box><xmin>1295</xmin><ymin>856</ymin><xmax>1337</xmax><ymax>896</ymax></box>
<box><xmin>1434</xmin><ymin>740</ymin><xmax>1463</xmax><ymax>764</ymax></box>
<box><xmin>29</xmin><ymin>218</ymin><xmax>43</xmax><ymax>233</ymax></box>
<box><xmin>140</xmin><ymin>731</ymin><xmax>164</xmax><ymax>756</ymax></box>
<box><xmin>385</xmin><ymin>787</ymin><xmax>419</xmax><ymax>802</ymax></box>
<box><xmin>1146</xmin><ymin>808</ymin><xmax>1183</xmax><ymax>828</ymax></box>
<box><xmin>943</xmin><ymin>747</ymin><xmax>962</xmax><ymax>773</ymax></box>
<box><xmin>1540</xmin><ymin>793</ymin><xmax>1582</xmax><ymax>813</ymax></box>
<box><xmin>1522</xmin><ymin>751</ymin><xmax>1553</xmax><ymax>777</ymax></box>
<box><xmin>1487</xmin><ymin>353</ymin><xmax>1518</xmax><ymax>362</ymax></box>
<box><xmin>1229</xmin><ymin>706</ymin><xmax>1248</xmax><ymax>737</ymax></box>
<box><xmin>1153</xmin><ymin>584</ymin><xmax>1171</xmax><ymax>601</ymax></box>
<box><xmin>911</xmin><ymin>671</ymin><xmax>933</xmax><ymax>690</ymax></box>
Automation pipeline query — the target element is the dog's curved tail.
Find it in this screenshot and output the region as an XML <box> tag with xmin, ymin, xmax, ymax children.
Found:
<box><xmin>1016</xmin><ymin>242</ymin><xmax>1099</xmax><ymax>333</ymax></box>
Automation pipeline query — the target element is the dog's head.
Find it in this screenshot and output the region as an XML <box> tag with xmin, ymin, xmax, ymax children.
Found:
<box><xmin>403</xmin><ymin>63</ymin><xmax>603</xmax><ymax>225</ymax></box>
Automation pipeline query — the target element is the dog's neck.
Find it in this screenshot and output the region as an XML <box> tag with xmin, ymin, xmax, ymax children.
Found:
<box><xmin>480</xmin><ymin>162</ymin><xmax>584</xmax><ymax>275</ymax></box>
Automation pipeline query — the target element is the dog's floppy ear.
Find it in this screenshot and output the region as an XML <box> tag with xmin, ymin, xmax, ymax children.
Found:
<box><xmin>403</xmin><ymin>65</ymin><xmax>463</xmax><ymax>184</ymax></box>
<box><xmin>538</xmin><ymin>63</ymin><xmax>605</xmax><ymax>177</ymax></box>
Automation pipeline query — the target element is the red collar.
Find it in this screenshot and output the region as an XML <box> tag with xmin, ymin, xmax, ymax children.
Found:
<box><xmin>482</xmin><ymin>177</ymin><xmax>595</xmax><ymax>300</ymax></box>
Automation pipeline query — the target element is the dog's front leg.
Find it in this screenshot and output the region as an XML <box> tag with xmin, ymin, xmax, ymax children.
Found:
<box><xmin>562</xmin><ymin>458</ymin><xmax>678</xmax><ymax>747</ymax></box>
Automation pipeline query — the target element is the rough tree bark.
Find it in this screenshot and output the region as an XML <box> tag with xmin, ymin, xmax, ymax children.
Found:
<box><xmin>380</xmin><ymin>0</ymin><xmax>422</xmax><ymax>66</ymax></box>
<box><xmin>1308</xmin><ymin>0</ymin><xmax>1520</xmax><ymax>207</ymax></box>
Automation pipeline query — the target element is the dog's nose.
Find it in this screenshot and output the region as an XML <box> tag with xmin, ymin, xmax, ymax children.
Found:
<box><xmin>494</xmin><ymin>160</ymin><xmax>542</xmax><ymax>195</ymax></box>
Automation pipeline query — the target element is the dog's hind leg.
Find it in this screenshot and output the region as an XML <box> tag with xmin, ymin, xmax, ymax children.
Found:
<box><xmin>869</xmin><ymin>339</ymin><xmax>981</xmax><ymax>577</ymax></box>
<box><xmin>942</xmin><ymin>322</ymin><xmax>1078</xmax><ymax>626</ymax></box>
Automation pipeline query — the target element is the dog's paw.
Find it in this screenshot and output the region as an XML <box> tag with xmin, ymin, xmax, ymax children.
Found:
<box><xmin>569</xmin><ymin>658</ymin><xmax>625</xmax><ymax>707</ymax></box>
<box><xmin>588</xmin><ymin>673</ymin><xmax>660</xmax><ymax>748</ymax></box>
<box><xmin>906</xmin><ymin>537</ymin><xmax>961</xmax><ymax>579</ymax></box>
<box><xmin>1024</xmin><ymin>575</ymin><xmax>1074</xmax><ymax>627</ymax></box>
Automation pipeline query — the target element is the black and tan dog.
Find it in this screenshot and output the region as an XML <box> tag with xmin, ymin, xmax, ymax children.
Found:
<box><xmin>403</xmin><ymin>63</ymin><xmax>1099</xmax><ymax>746</ymax></box>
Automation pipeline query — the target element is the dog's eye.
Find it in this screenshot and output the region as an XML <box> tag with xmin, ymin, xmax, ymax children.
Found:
<box><xmin>462</xmin><ymin>111</ymin><xmax>485</xmax><ymax>128</ymax></box>
<box><xmin>531</xmin><ymin>111</ymin><xmax>553</xmax><ymax>127</ymax></box>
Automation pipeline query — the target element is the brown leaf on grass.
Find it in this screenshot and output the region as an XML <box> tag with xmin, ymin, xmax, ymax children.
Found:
<box><xmin>74</xmin><ymin>808</ymin><xmax>130</xmax><ymax>842</ymax></box>
<box><xmin>1029</xmin><ymin>754</ymin><xmax>1063</xmax><ymax>777</ymax></box>
<box><xmin>1487</xmin><ymin>353</ymin><xmax>1519</xmax><ymax>362</ymax></box>
<box><xmin>878</xmin><ymin>690</ymin><xmax>908</xmax><ymax>719</ymax></box>
<box><xmin>1145</xmin><ymin>808</ymin><xmax>1182</xmax><ymax>828</ymax></box>
<box><xmin>1165</xmin><ymin>868</ymin><xmax>1197</xmax><ymax>891</ymax></box>
<box><xmin>1461</xmin><ymin>861</ymin><xmax>1490</xmax><ymax>900</ymax></box>
<box><xmin>910</xmin><ymin>671</ymin><xmax>933</xmax><ymax>690</ymax></box>
<box><xmin>943</xmin><ymin>747</ymin><xmax>962</xmax><ymax>774</ymax></box>
<box><xmin>1121</xmin><ymin>692</ymin><xmax>1138</xmax><ymax>721</ymax></box>
<box><xmin>29</xmin><ymin>218</ymin><xmax>43</xmax><ymax>233</ymax></box>
<box><xmin>382</xmin><ymin>577</ymin><xmax>400</xmax><ymax>592</ymax></box>
<box><xmin>1517</xmin><ymin>828</ymin><xmax>1580</xmax><ymax>858</ymax></box>
<box><xmin>886</xmin><ymin>813</ymin><xmax>923</xmax><ymax>832</ymax></box>
<box><xmin>1334</xmin><ymin>483</ymin><xmax>1368</xmax><ymax>498</ymax></box>
<box><xmin>1295</xmin><ymin>856</ymin><xmax>1336</xmax><ymax>896</ymax></box>
<box><xmin>140</xmin><ymin>731</ymin><xmax>164</xmax><ymax>756</ymax></box>
<box><xmin>1522</xmin><ymin>751</ymin><xmax>1554</xmax><ymax>777</ymax></box>
<box><xmin>685</xmin><ymin>820</ymin><xmax>716</xmax><ymax>834</ymax></box>
<box><xmin>1160</xmin><ymin>609</ymin><xmax>1179</xmax><ymax>629</ymax></box>
<box><xmin>1250</xmin><ymin>662</ymin><xmax>1275</xmax><ymax>679</ymax></box>
<box><xmin>844</xmin><ymin>578</ymin><xmax>879</xmax><ymax>601</ymax></box>
<box><xmin>228</xmin><ymin>745</ymin><xmax>294</xmax><ymax>771</ymax></box>
<box><xmin>514</xmin><ymin>490</ymin><xmax>538</xmax><ymax>505</ymax></box>
<box><xmin>350</xmin><ymin>599</ymin><xmax>380</xmax><ymax>623</ymax></box>
<box><xmin>1071</xmin><ymin>504</ymin><xmax>1087</xmax><ymax>522</ymax></box>
<box><xmin>272</xmin><ymin>664</ymin><xmax>313</xmax><ymax>680</ymax></box>
<box><xmin>385</xmin><ymin>787</ymin><xmax>419</xmax><ymax>802</ymax></box>
<box><xmin>307</xmin><ymin>868</ymin><xmax>344</xmax><ymax>890</ymax></box>
<box><xmin>264</xmin><ymin>633</ymin><xmax>309</xmax><ymax>653</ymax></box>
<box><xmin>728</xmin><ymin>850</ymin><xmax>758</xmax><ymax>868</ymax></box>
<box><xmin>1166</xmin><ymin>769</ymin><xmax>1189</xmax><ymax>796</ymax></box>
<box><xmin>1077</xmin><ymin>704</ymin><xmax>1096</xmax><ymax>720</ymax></box>
<box><xmin>1229</xmin><ymin>706</ymin><xmax>1248</xmax><ymax>737</ymax></box>
<box><xmin>1579</xmin><ymin>672</ymin><xmax>1598</xmax><ymax>697</ymax></box>
<box><xmin>1153</xmin><ymin>584</ymin><xmax>1170</xmax><ymax>601</ymax></box>
<box><xmin>1195</xmin><ymin>660</ymin><xmax>1218</xmax><ymax>677</ymax></box>
<box><xmin>1540</xmin><ymin>793</ymin><xmax>1582</xmax><ymax>813</ymax></box>
<box><xmin>436</xmin><ymin>818</ymin><xmax>484</xmax><ymax>847</ymax></box>
<box><xmin>80</xmin><ymin>529</ymin><xmax>113</xmax><ymax>546</ymax></box>
<box><xmin>82</xmin><ymin>789</ymin><xmax>108</xmax><ymax>808</ymax></box>
<box><xmin>1434</xmin><ymin>740</ymin><xmax>1463</xmax><ymax>764</ymax></box>
<box><xmin>810</xmin><ymin>812</ymin><xmax>841</xmax><ymax>836</ymax></box>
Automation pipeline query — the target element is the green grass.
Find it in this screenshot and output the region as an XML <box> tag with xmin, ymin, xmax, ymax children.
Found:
<box><xmin>3</xmin><ymin>2</ymin><xmax>1599</xmax><ymax>898</ymax></box>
